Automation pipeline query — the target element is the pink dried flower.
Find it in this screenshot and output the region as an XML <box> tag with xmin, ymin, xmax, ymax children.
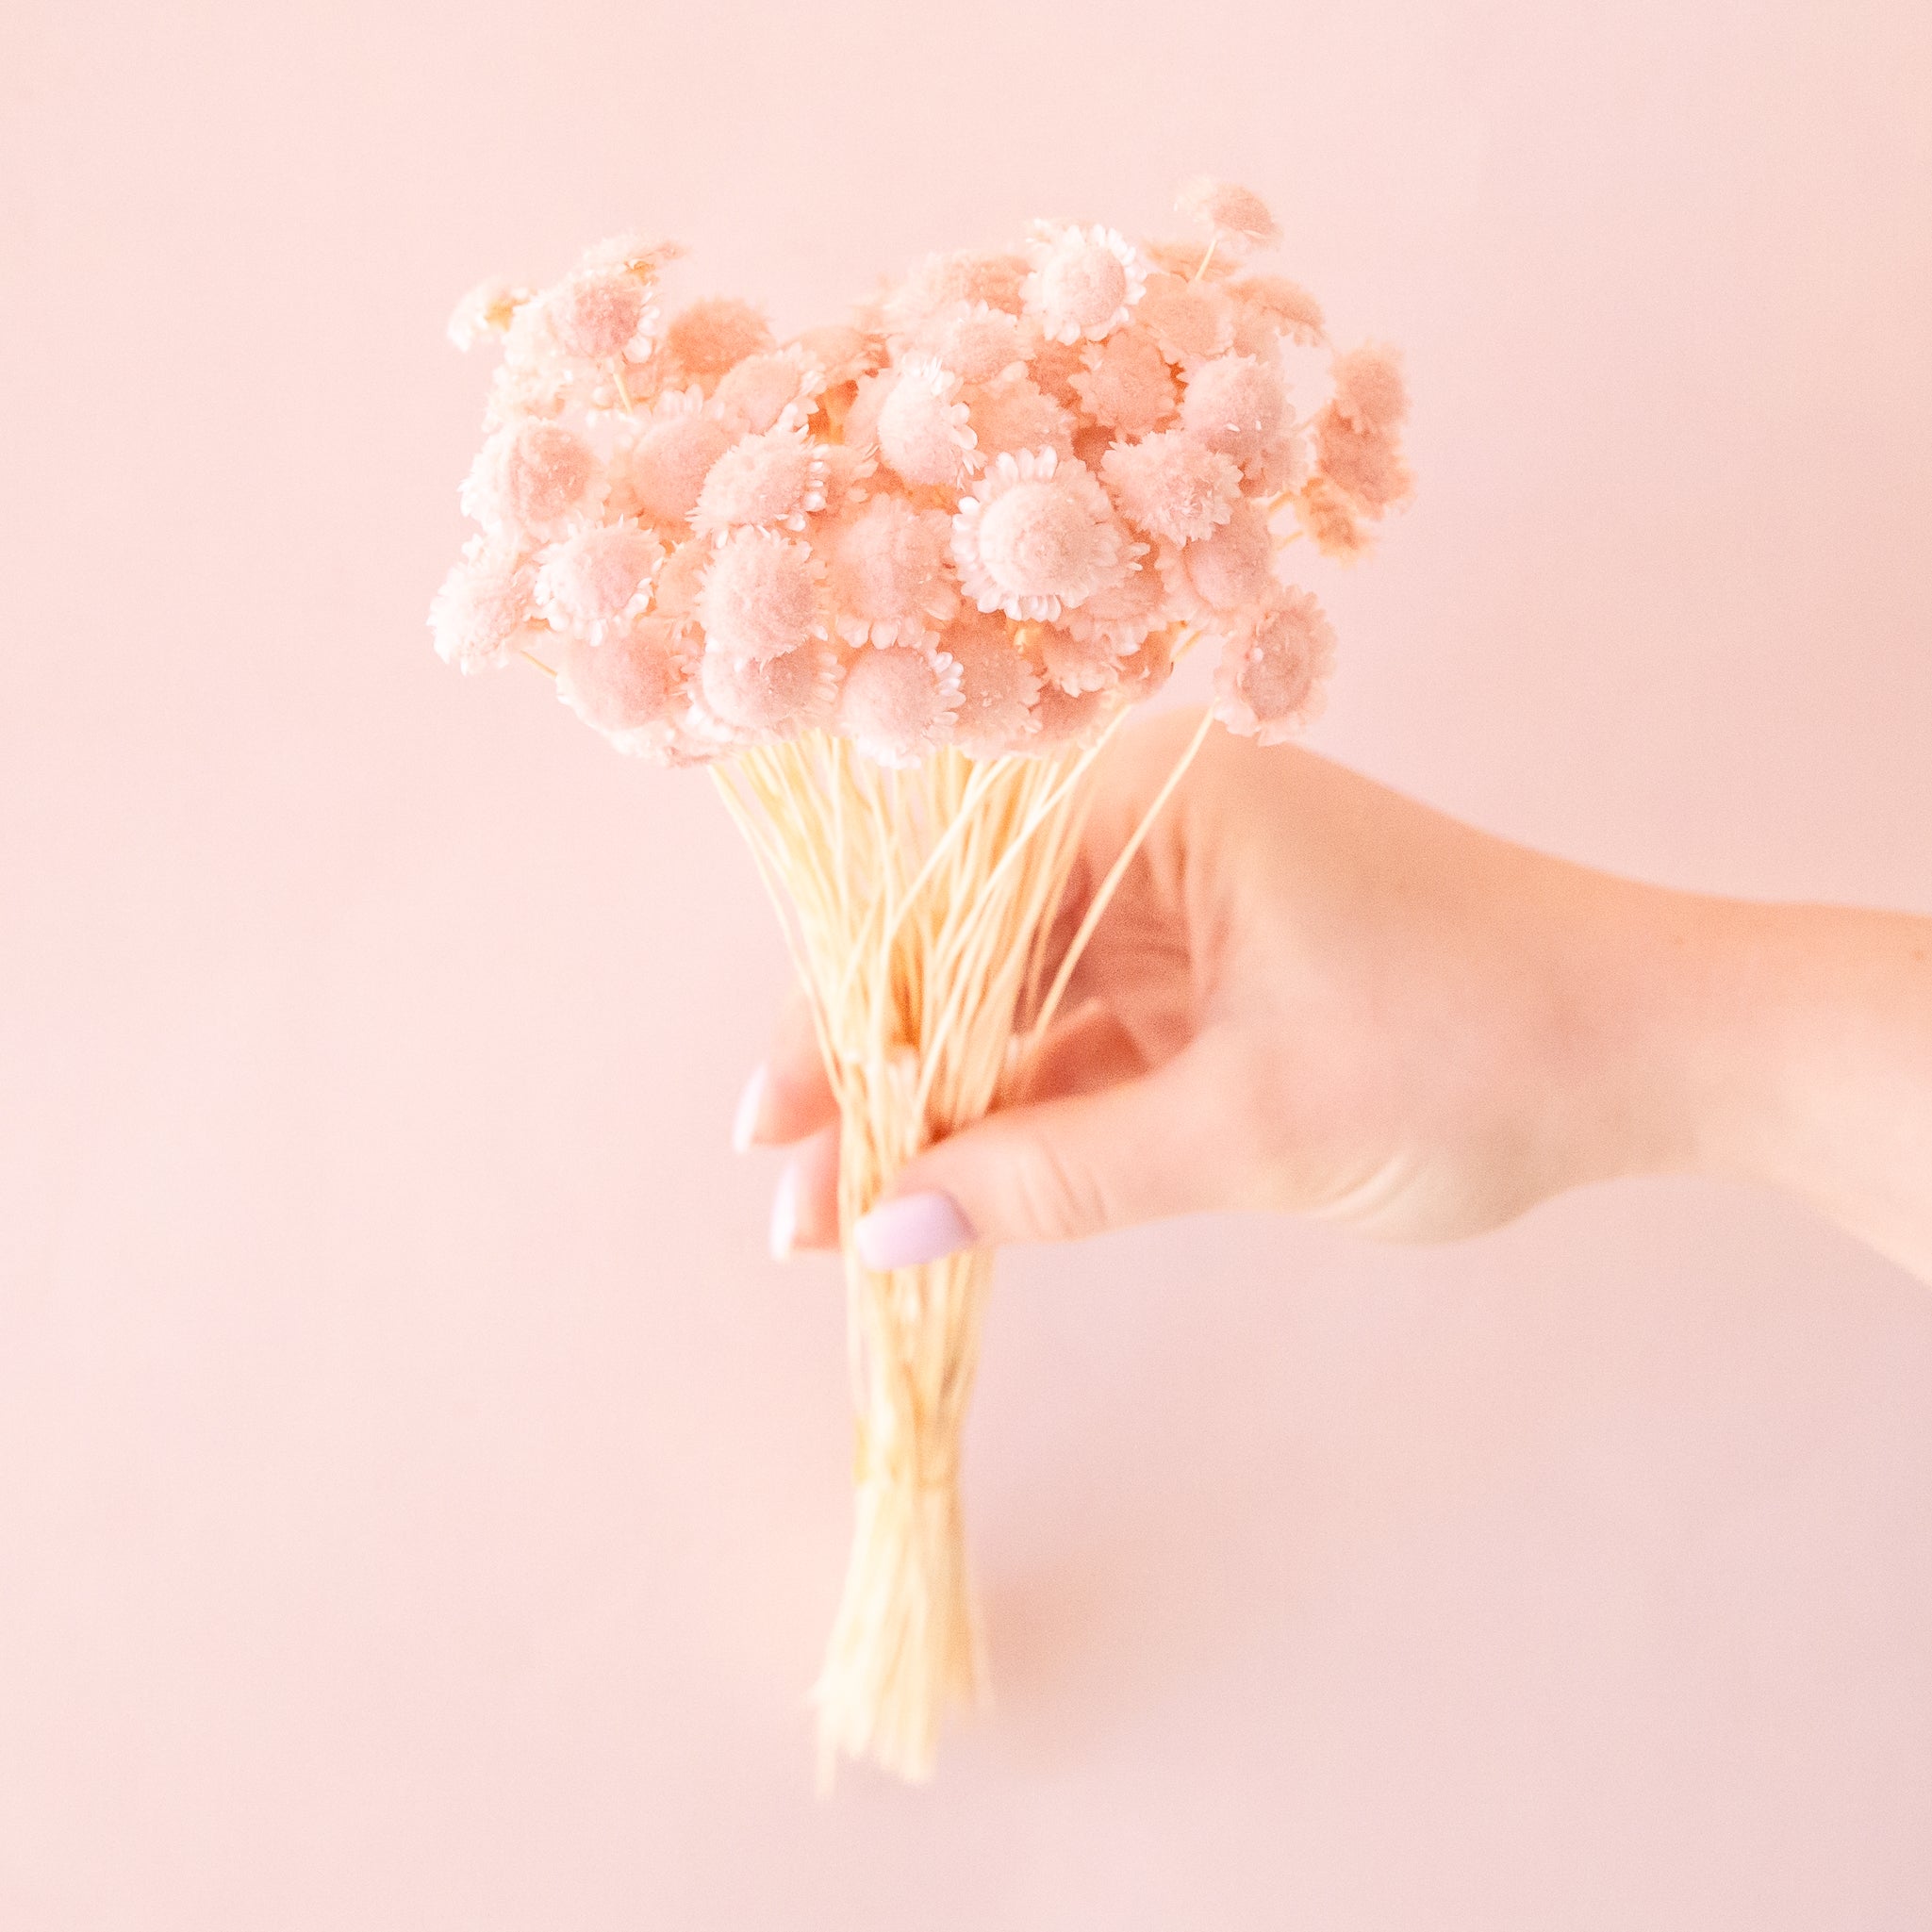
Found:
<box><xmin>1101</xmin><ymin>430</ymin><xmax>1242</xmax><ymax>545</ymax></box>
<box><xmin>884</xmin><ymin>250</ymin><xmax>1030</xmax><ymax>334</ymax></box>
<box><xmin>1294</xmin><ymin>474</ymin><xmax>1370</xmax><ymax>562</ymax></box>
<box><xmin>950</xmin><ymin>448</ymin><xmax>1130</xmax><ymax>622</ymax></box>
<box><xmin>1230</xmin><ymin>273</ymin><xmax>1326</xmax><ymax>348</ymax></box>
<box><xmin>938</xmin><ymin>611</ymin><xmax>1042</xmax><ymax>756</ymax></box>
<box><xmin>1210</xmin><ymin>586</ymin><xmax>1335</xmax><ymax>744</ymax></box>
<box><xmin>1068</xmin><ymin>325</ymin><xmax>1178</xmax><ymax>437</ymax></box>
<box><xmin>556</xmin><ymin>617</ymin><xmax>691</xmax><ymax>740</ymax></box>
<box><xmin>1060</xmin><ymin>558</ymin><xmax>1170</xmax><ymax>653</ymax></box>
<box><xmin>788</xmin><ymin>324</ymin><xmax>877</xmax><ymax>389</ymax></box>
<box><xmin>448</xmin><ymin>278</ymin><xmax>532</xmax><ymax>350</ymax></box>
<box><xmin>429</xmin><ymin>544</ymin><xmax>542</xmax><ymax>673</ymax></box>
<box><xmin>698</xmin><ymin>636</ymin><xmax>838</xmax><ymax>734</ymax></box>
<box><xmin>1180</xmin><ymin>353</ymin><xmax>1289</xmax><ymax>471</ymax></box>
<box><xmin>1022</xmin><ymin>334</ymin><xmax>1087</xmax><ymax>406</ymax></box>
<box><xmin>1022</xmin><ymin>223</ymin><xmax>1148</xmax><ymax>345</ymax></box>
<box><xmin>919</xmin><ymin>302</ymin><xmax>1026</xmax><ymax>384</ymax></box>
<box><xmin>1135</xmin><ymin>273</ymin><xmax>1236</xmax><ymax>367</ymax></box>
<box><xmin>662</xmin><ymin>296</ymin><xmax>773</xmax><ymax>389</ymax></box>
<box><xmin>836</xmin><ymin>640</ymin><xmax>965</xmax><ymax>766</ymax></box>
<box><xmin>710</xmin><ymin>349</ymin><xmax>826</xmax><ymax>436</ymax></box>
<box><xmin>840</xmin><ymin>371</ymin><xmax>895</xmax><ymax>454</ymax></box>
<box><xmin>652</xmin><ymin>537</ymin><xmax>714</xmax><ymax>620</ymax></box>
<box><xmin>1028</xmin><ymin>678</ymin><xmax>1114</xmax><ymax>749</ymax></box>
<box><xmin>577</xmin><ymin>233</ymin><xmax>685</xmax><ymax>277</ymax></box>
<box><xmin>461</xmin><ymin>419</ymin><xmax>605</xmax><ymax>545</ymax></box>
<box><xmin>1038</xmin><ymin>623</ymin><xmax>1129</xmax><ymax>695</ymax></box>
<box><xmin>536</xmin><ymin>520</ymin><xmax>665</xmax><ymax>642</ymax></box>
<box><xmin>1173</xmin><ymin>498</ymin><xmax>1276</xmax><ymax>612</ymax></box>
<box><xmin>1314</xmin><ymin>405</ymin><xmax>1412</xmax><ymax>514</ymax></box>
<box><xmin>626</xmin><ymin>396</ymin><xmax>734</xmax><ymax>528</ymax></box>
<box><xmin>697</xmin><ymin>528</ymin><xmax>825</xmax><ymax>663</ymax></box>
<box><xmin>693</xmin><ymin>423</ymin><xmax>828</xmax><ymax>536</ymax></box>
<box><xmin>1116</xmin><ymin>620</ymin><xmax>1178</xmax><ymax>700</ymax></box>
<box><xmin>1174</xmin><ymin>177</ymin><xmax>1281</xmax><ymax>253</ymax></box>
<box><xmin>876</xmin><ymin>355</ymin><xmax>979</xmax><ymax>487</ymax></box>
<box><xmin>823</xmin><ymin>494</ymin><xmax>958</xmax><ymax>647</ymax></box>
<box><xmin>964</xmin><ymin>375</ymin><xmax>1076</xmax><ymax>466</ymax></box>
<box><xmin>1329</xmin><ymin>343</ymin><xmax>1410</xmax><ymax>436</ymax></box>
<box><xmin>548</xmin><ymin>269</ymin><xmax>658</xmax><ymax>363</ymax></box>
<box><xmin>815</xmin><ymin>441</ymin><xmax>876</xmax><ymax>516</ymax></box>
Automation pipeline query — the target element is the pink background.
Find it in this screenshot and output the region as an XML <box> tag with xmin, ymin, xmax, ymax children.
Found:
<box><xmin>5</xmin><ymin>0</ymin><xmax>1931</xmax><ymax>1923</ymax></box>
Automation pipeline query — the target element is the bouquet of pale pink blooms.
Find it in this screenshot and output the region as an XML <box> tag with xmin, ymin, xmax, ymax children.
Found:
<box><xmin>432</xmin><ymin>177</ymin><xmax>1411</xmax><ymax>1782</ymax></box>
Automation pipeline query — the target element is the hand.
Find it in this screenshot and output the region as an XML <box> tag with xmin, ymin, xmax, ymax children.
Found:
<box><xmin>735</xmin><ymin>707</ymin><xmax>1932</xmax><ymax>1283</ymax></box>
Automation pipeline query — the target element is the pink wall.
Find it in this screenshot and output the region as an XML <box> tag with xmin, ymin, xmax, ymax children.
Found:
<box><xmin>4</xmin><ymin>0</ymin><xmax>1930</xmax><ymax>1924</ymax></box>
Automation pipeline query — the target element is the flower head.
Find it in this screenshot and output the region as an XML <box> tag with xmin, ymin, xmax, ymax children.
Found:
<box><xmin>1022</xmin><ymin>223</ymin><xmax>1148</xmax><ymax>344</ymax></box>
<box><xmin>652</xmin><ymin>536</ymin><xmax>714</xmax><ymax>620</ymax></box>
<box><xmin>938</xmin><ymin>611</ymin><xmax>1042</xmax><ymax>757</ymax></box>
<box><xmin>788</xmin><ymin>323</ymin><xmax>878</xmax><ymax>389</ymax></box>
<box><xmin>576</xmin><ymin>233</ymin><xmax>685</xmax><ymax>277</ymax></box>
<box><xmin>1171</xmin><ymin>498</ymin><xmax>1276</xmax><ymax>613</ymax></box>
<box><xmin>876</xmin><ymin>355</ymin><xmax>979</xmax><ymax>487</ymax></box>
<box><xmin>535</xmin><ymin>520</ymin><xmax>665</xmax><ymax>642</ymax></box>
<box><xmin>692</xmin><ymin>422</ymin><xmax>828</xmax><ymax>536</ymax></box>
<box><xmin>1314</xmin><ymin>405</ymin><xmax>1412</xmax><ymax>514</ymax></box>
<box><xmin>625</xmin><ymin>393</ymin><xmax>734</xmax><ymax>528</ymax></box>
<box><xmin>448</xmin><ymin>278</ymin><xmax>532</xmax><ymax>350</ymax></box>
<box><xmin>1230</xmin><ymin>273</ymin><xmax>1326</xmax><ymax>348</ymax></box>
<box><xmin>1210</xmin><ymin>587</ymin><xmax>1334</xmax><ymax>744</ymax></box>
<box><xmin>1101</xmin><ymin>430</ymin><xmax>1242</xmax><ymax>545</ymax></box>
<box><xmin>823</xmin><ymin>494</ymin><xmax>958</xmax><ymax>647</ymax></box>
<box><xmin>1180</xmin><ymin>353</ymin><xmax>1289</xmax><ymax>471</ymax></box>
<box><xmin>429</xmin><ymin>544</ymin><xmax>542</xmax><ymax>672</ymax></box>
<box><xmin>547</xmin><ymin>268</ymin><xmax>659</xmax><ymax>363</ymax></box>
<box><xmin>556</xmin><ymin>618</ymin><xmax>692</xmax><ymax>740</ymax></box>
<box><xmin>461</xmin><ymin>418</ymin><xmax>605</xmax><ymax>546</ymax></box>
<box><xmin>1038</xmin><ymin>623</ymin><xmax>1130</xmax><ymax>695</ymax></box>
<box><xmin>964</xmin><ymin>375</ymin><xmax>1076</xmax><ymax>467</ymax></box>
<box><xmin>696</xmin><ymin>528</ymin><xmax>825</xmax><ymax>663</ymax></box>
<box><xmin>918</xmin><ymin>302</ymin><xmax>1027</xmax><ymax>385</ymax></box>
<box><xmin>950</xmin><ymin>447</ymin><xmax>1130</xmax><ymax>622</ymax></box>
<box><xmin>1134</xmin><ymin>273</ymin><xmax>1235</xmax><ymax>368</ymax></box>
<box><xmin>1027</xmin><ymin>678</ymin><xmax>1113</xmax><ymax>749</ymax></box>
<box><xmin>1069</xmin><ymin>325</ymin><xmax>1178</xmax><ymax>437</ymax></box>
<box><xmin>883</xmin><ymin>250</ymin><xmax>1030</xmax><ymax>334</ymax></box>
<box><xmin>1329</xmin><ymin>343</ymin><xmax>1410</xmax><ymax>436</ymax></box>
<box><xmin>836</xmin><ymin>640</ymin><xmax>965</xmax><ymax>766</ymax></box>
<box><xmin>1294</xmin><ymin>474</ymin><xmax>1370</xmax><ymax>562</ymax></box>
<box><xmin>1174</xmin><ymin>177</ymin><xmax>1281</xmax><ymax>254</ymax></box>
<box><xmin>710</xmin><ymin>348</ymin><xmax>826</xmax><ymax>436</ymax></box>
<box><xmin>697</xmin><ymin>636</ymin><xmax>838</xmax><ymax>735</ymax></box>
<box><xmin>815</xmin><ymin>441</ymin><xmax>877</xmax><ymax>517</ymax></box>
<box><xmin>1060</xmin><ymin>556</ymin><xmax>1170</xmax><ymax>654</ymax></box>
<box><xmin>662</xmin><ymin>296</ymin><xmax>773</xmax><ymax>389</ymax></box>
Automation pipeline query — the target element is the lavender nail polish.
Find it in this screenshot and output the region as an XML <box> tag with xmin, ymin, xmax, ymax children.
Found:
<box><xmin>853</xmin><ymin>1192</ymin><xmax>976</xmax><ymax>1270</ymax></box>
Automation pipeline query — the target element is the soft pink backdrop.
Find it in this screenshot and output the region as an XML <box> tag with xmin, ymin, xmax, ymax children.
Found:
<box><xmin>4</xmin><ymin>1</ymin><xmax>1930</xmax><ymax>1924</ymax></box>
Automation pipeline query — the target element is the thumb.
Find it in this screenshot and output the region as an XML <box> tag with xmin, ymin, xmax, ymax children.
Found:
<box><xmin>851</xmin><ymin>1034</ymin><xmax>1241</xmax><ymax>1267</ymax></box>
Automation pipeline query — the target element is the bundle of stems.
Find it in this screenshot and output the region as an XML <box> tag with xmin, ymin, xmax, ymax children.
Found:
<box><xmin>713</xmin><ymin>693</ymin><xmax>1211</xmax><ymax>1784</ymax></box>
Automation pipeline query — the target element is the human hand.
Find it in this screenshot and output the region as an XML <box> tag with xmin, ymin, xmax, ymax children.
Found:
<box><xmin>735</xmin><ymin>707</ymin><xmax>1932</xmax><ymax>1281</ymax></box>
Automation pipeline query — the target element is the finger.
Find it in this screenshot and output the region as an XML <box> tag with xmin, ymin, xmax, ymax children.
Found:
<box><xmin>853</xmin><ymin>1030</ymin><xmax>1245</xmax><ymax>1266</ymax></box>
<box><xmin>770</xmin><ymin>1122</ymin><xmax>841</xmax><ymax>1258</ymax></box>
<box><xmin>735</xmin><ymin>984</ymin><xmax>838</xmax><ymax>1149</ymax></box>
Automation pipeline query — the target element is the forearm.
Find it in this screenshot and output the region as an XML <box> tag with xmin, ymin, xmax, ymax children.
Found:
<box><xmin>1596</xmin><ymin>882</ymin><xmax>1932</xmax><ymax>1280</ymax></box>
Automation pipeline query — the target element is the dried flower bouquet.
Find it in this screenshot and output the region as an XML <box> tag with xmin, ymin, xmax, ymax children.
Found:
<box><xmin>432</xmin><ymin>177</ymin><xmax>1411</xmax><ymax>1782</ymax></box>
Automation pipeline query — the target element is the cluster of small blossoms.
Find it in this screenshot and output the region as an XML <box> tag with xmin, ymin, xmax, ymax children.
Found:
<box><xmin>431</xmin><ymin>179</ymin><xmax>1411</xmax><ymax>765</ymax></box>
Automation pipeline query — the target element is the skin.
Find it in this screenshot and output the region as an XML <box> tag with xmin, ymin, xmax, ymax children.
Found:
<box><xmin>741</xmin><ymin>707</ymin><xmax>1932</xmax><ymax>1286</ymax></box>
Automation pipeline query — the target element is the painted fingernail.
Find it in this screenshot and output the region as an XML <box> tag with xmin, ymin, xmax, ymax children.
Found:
<box><xmin>768</xmin><ymin>1162</ymin><xmax>800</xmax><ymax>1262</ymax></box>
<box><xmin>733</xmin><ymin>1065</ymin><xmax>768</xmax><ymax>1153</ymax></box>
<box><xmin>853</xmin><ymin>1192</ymin><xmax>976</xmax><ymax>1270</ymax></box>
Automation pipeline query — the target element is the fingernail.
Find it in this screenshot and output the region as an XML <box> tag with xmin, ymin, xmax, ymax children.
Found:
<box><xmin>853</xmin><ymin>1192</ymin><xmax>976</xmax><ymax>1270</ymax></box>
<box><xmin>733</xmin><ymin>1065</ymin><xmax>768</xmax><ymax>1153</ymax></box>
<box><xmin>768</xmin><ymin>1162</ymin><xmax>800</xmax><ymax>1262</ymax></box>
